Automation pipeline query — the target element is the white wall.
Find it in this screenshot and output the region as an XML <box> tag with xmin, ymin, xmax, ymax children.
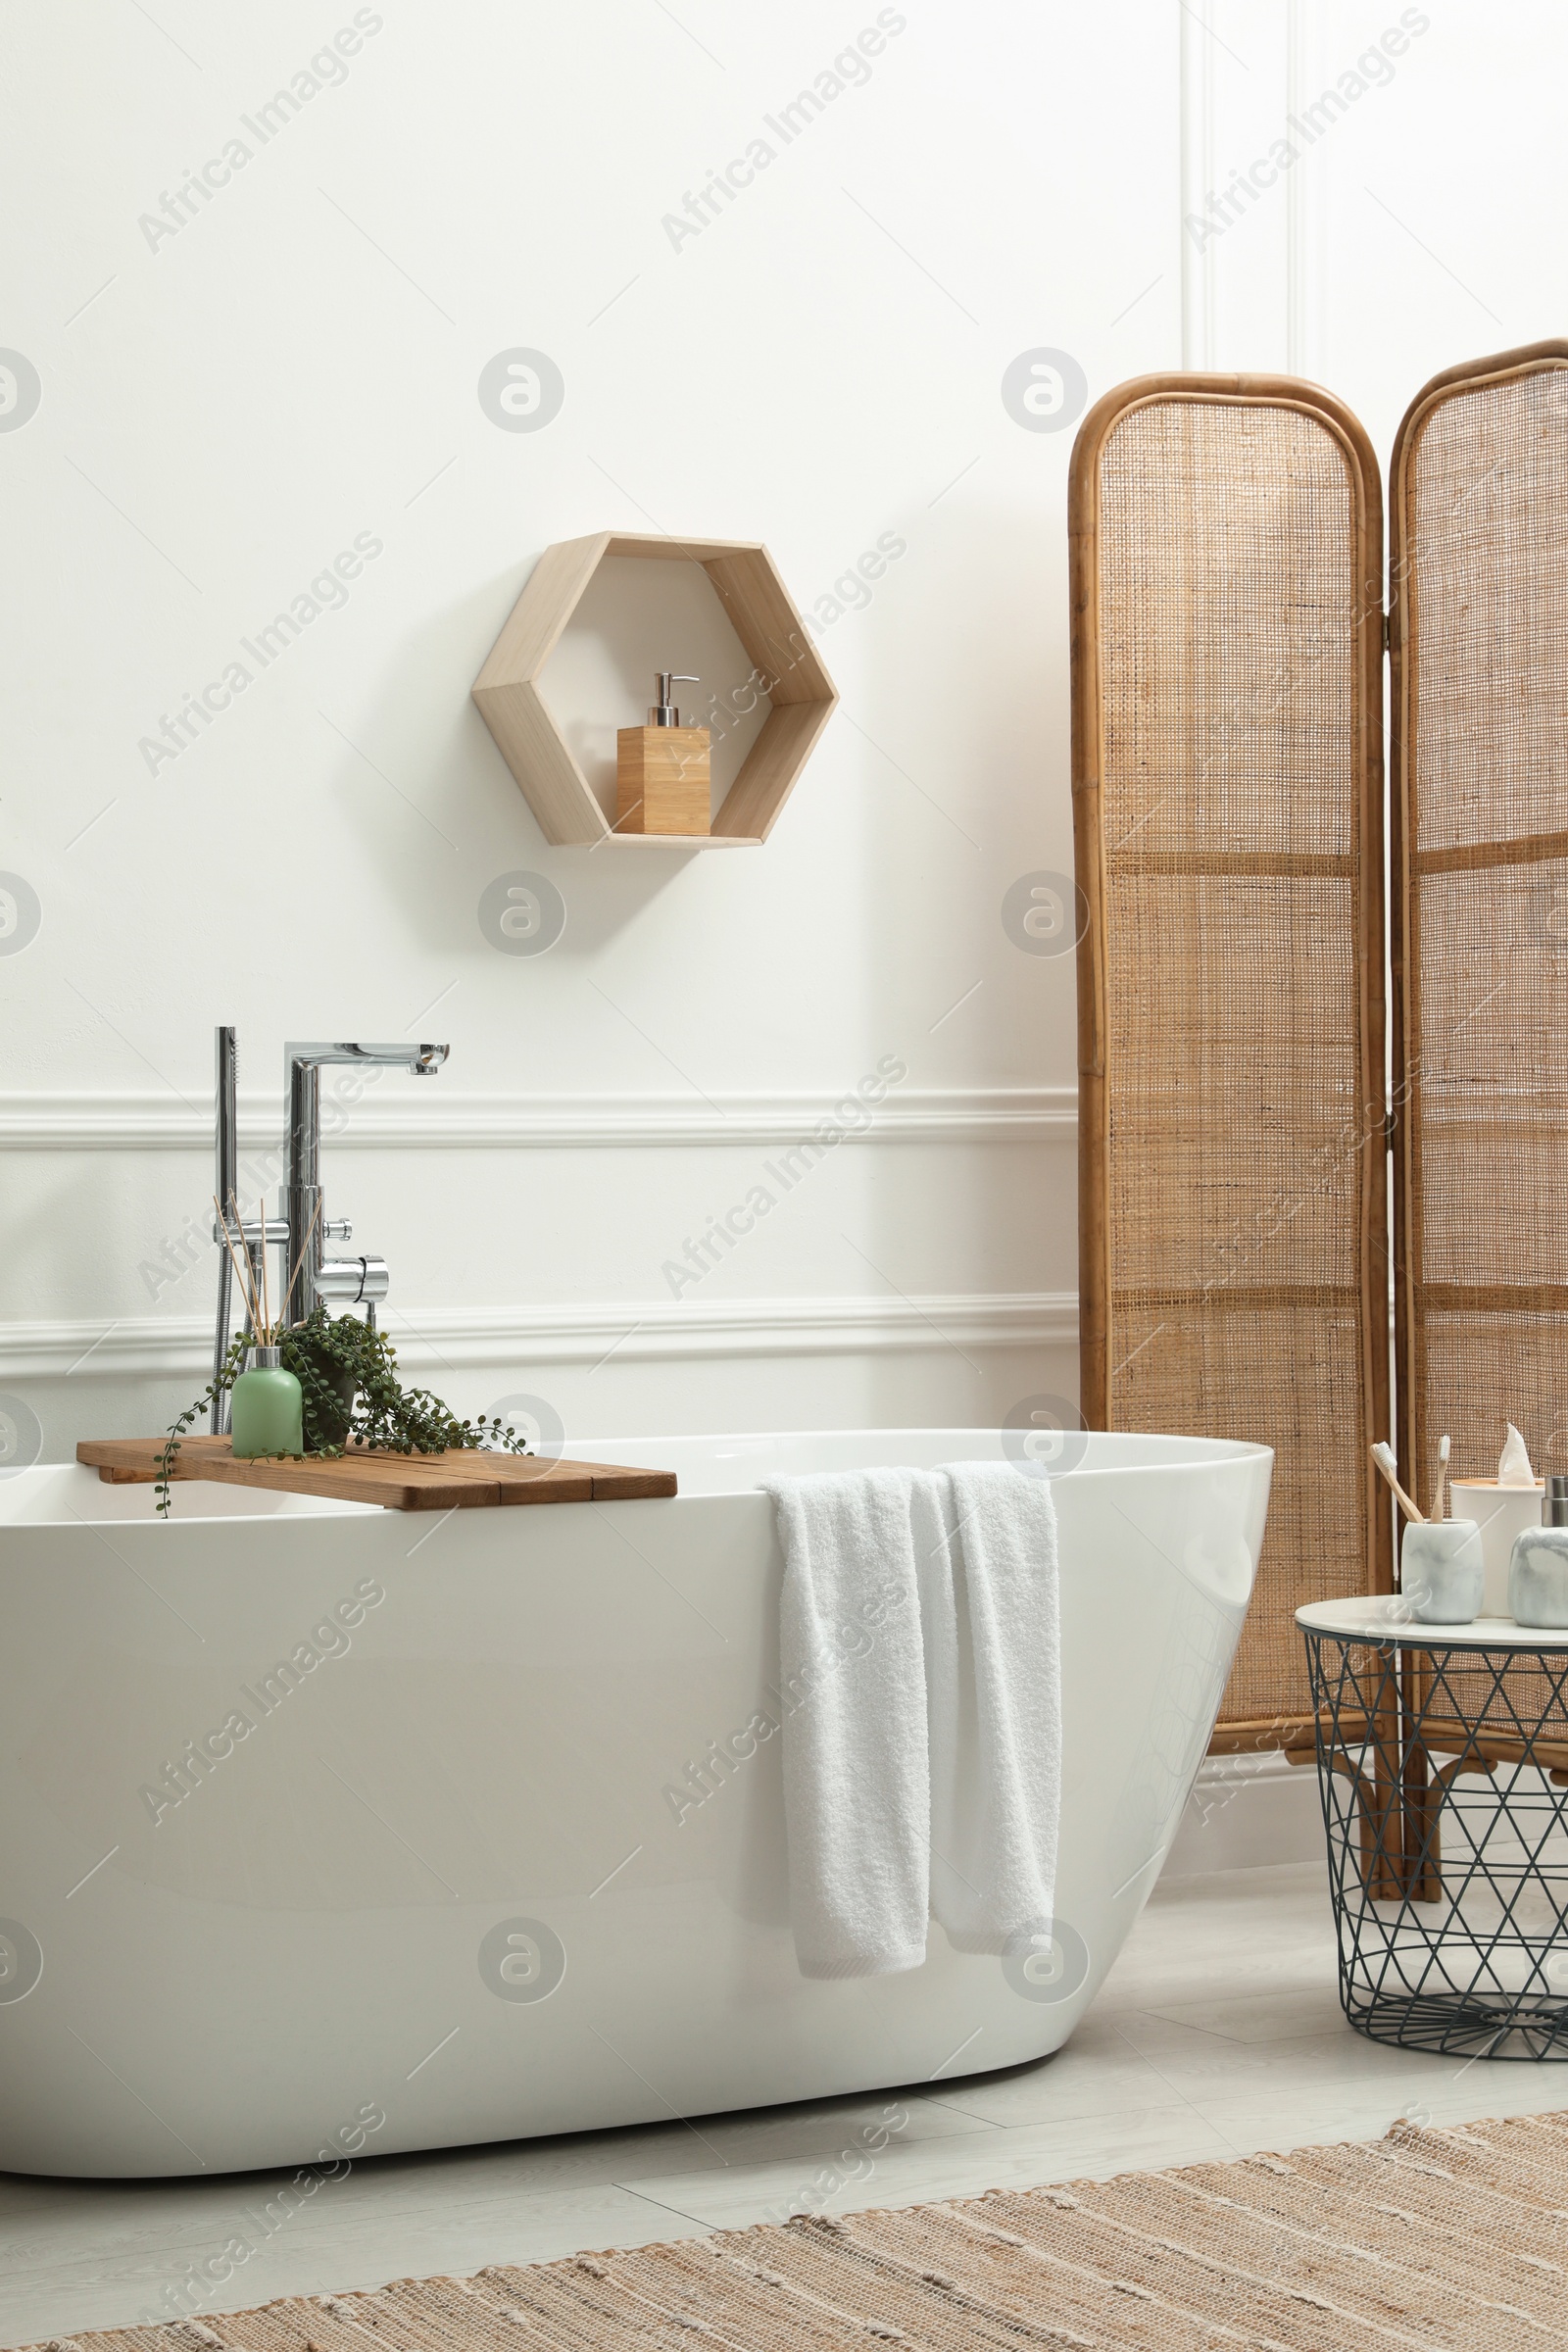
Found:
<box><xmin>3</xmin><ymin>2</ymin><xmax>1557</xmax><ymax>1469</ymax></box>
<box><xmin>0</xmin><ymin>0</ymin><xmax>1184</xmax><ymax>1459</ymax></box>
<box><xmin>1180</xmin><ymin>0</ymin><xmax>1568</xmax><ymax>434</ymax></box>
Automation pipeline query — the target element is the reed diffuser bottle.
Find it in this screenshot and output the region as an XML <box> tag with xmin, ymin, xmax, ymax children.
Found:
<box><xmin>219</xmin><ymin>1195</ymin><xmax>305</xmax><ymax>1458</ymax></box>
<box><xmin>230</xmin><ymin>1344</ymin><xmax>303</xmax><ymax>1458</ymax></box>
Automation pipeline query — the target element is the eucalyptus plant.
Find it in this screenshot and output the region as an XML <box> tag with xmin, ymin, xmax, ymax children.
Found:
<box><xmin>157</xmin><ymin>1306</ymin><xmax>530</xmax><ymax>1516</ymax></box>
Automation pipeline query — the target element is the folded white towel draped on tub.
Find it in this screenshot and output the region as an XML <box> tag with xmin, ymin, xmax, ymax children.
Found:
<box><xmin>768</xmin><ymin>1468</ymin><xmax>931</xmax><ymax>1977</ymax></box>
<box><xmin>763</xmin><ymin>1461</ymin><xmax>1062</xmax><ymax>1980</ymax></box>
<box><xmin>917</xmin><ymin>1462</ymin><xmax>1063</xmax><ymax>1954</ymax></box>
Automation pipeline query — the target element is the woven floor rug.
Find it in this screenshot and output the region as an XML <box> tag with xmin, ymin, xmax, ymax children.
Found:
<box><xmin>21</xmin><ymin>2111</ymin><xmax>1568</xmax><ymax>2352</ymax></box>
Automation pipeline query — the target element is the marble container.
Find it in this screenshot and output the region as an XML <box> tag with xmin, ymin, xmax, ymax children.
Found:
<box><xmin>1399</xmin><ymin>1517</ymin><xmax>1484</xmax><ymax>1625</ymax></box>
<box><xmin>1509</xmin><ymin>1524</ymin><xmax>1568</xmax><ymax>1629</ymax></box>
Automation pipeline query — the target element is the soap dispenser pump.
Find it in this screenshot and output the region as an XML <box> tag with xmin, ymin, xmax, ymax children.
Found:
<box><xmin>649</xmin><ymin>671</ymin><xmax>698</xmax><ymax>725</ymax></box>
<box><xmin>616</xmin><ymin>671</ymin><xmax>711</xmax><ymax>836</ymax></box>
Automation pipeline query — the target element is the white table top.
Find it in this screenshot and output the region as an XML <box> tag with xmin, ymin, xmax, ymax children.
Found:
<box><xmin>1297</xmin><ymin>1595</ymin><xmax>1568</xmax><ymax>1649</ymax></box>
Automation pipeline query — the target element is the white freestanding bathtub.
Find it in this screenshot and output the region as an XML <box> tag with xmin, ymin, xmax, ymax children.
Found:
<box><xmin>0</xmin><ymin>1429</ymin><xmax>1269</xmax><ymax>2178</ymax></box>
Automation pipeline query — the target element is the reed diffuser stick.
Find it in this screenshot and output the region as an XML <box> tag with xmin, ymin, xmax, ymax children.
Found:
<box><xmin>259</xmin><ymin>1194</ymin><xmax>270</xmax><ymax>1343</ymax></box>
<box><xmin>214</xmin><ymin>1196</ymin><xmax>260</xmax><ymax>1334</ymax></box>
<box><xmin>1371</xmin><ymin>1442</ymin><xmax>1426</xmax><ymax>1525</ymax></box>
<box><xmin>1430</xmin><ymin>1433</ymin><xmax>1450</xmax><ymax>1523</ymax></box>
<box><xmin>227</xmin><ymin>1191</ymin><xmax>264</xmax><ymax>1339</ymax></box>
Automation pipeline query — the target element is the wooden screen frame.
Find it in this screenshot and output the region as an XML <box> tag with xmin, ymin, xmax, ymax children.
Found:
<box><xmin>1069</xmin><ymin>371</ymin><xmax>1394</xmax><ymax>1751</ymax></box>
<box><xmin>1389</xmin><ymin>339</ymin><xmax>1568</xmax><ymax>1515</ymax></box>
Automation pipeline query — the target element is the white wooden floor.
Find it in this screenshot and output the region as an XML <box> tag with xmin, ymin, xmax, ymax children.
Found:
<box><xmin>3</xmin><ymin>1861</ymin><xmax>1562</xmax><ymax>2347</ymax></box>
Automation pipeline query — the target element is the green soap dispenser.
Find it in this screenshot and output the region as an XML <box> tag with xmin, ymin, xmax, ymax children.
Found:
<box><xmin>229</xmin><ymin>1344</ymin><xmax>304</xmax><ymax>1457</ymax></box>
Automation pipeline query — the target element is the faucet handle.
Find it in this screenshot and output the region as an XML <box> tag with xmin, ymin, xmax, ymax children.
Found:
<box><xmin>316</xmin><ymin>1254</ymin><xmax>389</xmax><ymax>1306</ymax></box>
<box><xmin>322</xmin><ymin>1217</ymin><xmax>353</xmax><ymax>1243</ymax></box>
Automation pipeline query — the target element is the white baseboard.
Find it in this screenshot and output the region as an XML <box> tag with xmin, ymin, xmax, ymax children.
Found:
<box><xmin>1162</xmin><ymin>1749</ymin><xmax>1326</xmax><ymax>1877</ymax></box>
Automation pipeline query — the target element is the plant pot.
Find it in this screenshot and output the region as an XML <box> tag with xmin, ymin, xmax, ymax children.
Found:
<box><xmin>282</xmin><ymin>1338</ymin><xmax>357</xmax><ymax>1451</ymax></box>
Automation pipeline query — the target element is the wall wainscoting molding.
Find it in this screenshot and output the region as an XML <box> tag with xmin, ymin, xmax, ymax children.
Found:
<box><xmin>0</xmin><ymin>1291</ymin><xmax>1080</xmax><ymax>1381</ymax></box>
<box><xmin>0</xmin><ymin>1087</ymin><xmax>1077</xmax><ymax>1152</ymax></box>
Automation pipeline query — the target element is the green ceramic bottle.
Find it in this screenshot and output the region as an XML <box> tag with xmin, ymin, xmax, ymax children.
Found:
<box><xmin>230</xmin><ymin>1345</ymin><xmax>304</xmax><ymax>1457</ymax></box>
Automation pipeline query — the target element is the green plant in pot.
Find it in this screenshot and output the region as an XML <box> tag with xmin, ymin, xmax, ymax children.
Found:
<box><xmin>159</xmin><ymin>1306</ymin><xmax>529</xmax><ymax>1518</ymax></box>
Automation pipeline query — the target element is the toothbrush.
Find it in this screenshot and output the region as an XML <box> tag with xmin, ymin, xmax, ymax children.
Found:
<box><xmin>1371</xmin><ymin>1442</ymin><xmax>1426</xmax><ymax>1524</ymax></box>
<box><xmin>1429</xmin><ymin>1433</ymin><xmax>1450</xmax><ymax>1523</ymax></box>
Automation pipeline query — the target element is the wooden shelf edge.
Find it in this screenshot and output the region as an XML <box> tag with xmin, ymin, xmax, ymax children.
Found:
<box><xmin>586</xmin><ymin>831</ymin><xmax>763</xmax><ymax>850</ymax></box>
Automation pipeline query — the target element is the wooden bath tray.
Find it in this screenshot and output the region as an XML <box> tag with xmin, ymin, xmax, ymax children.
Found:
<box><xmin>75</xmin><ymin>1437</ymin><xmax>676</xmax><ymax>1512</ymax></box>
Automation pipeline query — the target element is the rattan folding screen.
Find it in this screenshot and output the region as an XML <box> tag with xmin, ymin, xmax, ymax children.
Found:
<box><xmin>1390</xmin><ymin>342</ymin><xmax>1568</xmax><ymax>1520</ymax></box>
<box><xmin>1070</xmin><ymin>373</ymin><xmax>1393</xmax><ymax>1750</ymax></box>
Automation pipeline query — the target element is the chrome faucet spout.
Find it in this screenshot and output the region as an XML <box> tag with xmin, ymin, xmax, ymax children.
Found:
<box><xmin>280</xmin><ymin>1040</ymin><xmax>449</xmax><ymax>1328</ymax></box>
<box><xmin>286</xmin><ymin>1041</ymin><xmax>450</xmax><ymax>1075</ymax></box>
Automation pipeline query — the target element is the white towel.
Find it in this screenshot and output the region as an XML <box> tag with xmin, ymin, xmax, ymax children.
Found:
<box><xmin>927</xmin><ymin>1460</ymin><xmax>1061</xmax><ymax>1954</ymax></box>
<box><xmin>764</xmin><ymin>1469</ymin><xmax>930</xmax><ymax>1978</ymax></box>
<box><xmin>767</xmin><ymin>1462</ymin><xmax>1061</xmax><ymax>1977</ymax></box>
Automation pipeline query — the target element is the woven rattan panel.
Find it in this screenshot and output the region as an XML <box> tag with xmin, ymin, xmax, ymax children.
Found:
<box><xmin>1395</xmin><ymin>354</ymin><xmax>1568</xmax><ymax>1530</ymax></box>
<box><xmin>1074</xmin><ymin>385</ymin><xmax>1387</xmax><ymax>1738</ymax></box>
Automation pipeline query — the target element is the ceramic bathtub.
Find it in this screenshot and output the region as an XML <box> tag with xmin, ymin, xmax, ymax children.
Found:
<box><xmin>0</xmin><ymin>1428</ymin><xmax>1270</xmax><ymax>2178</ymax></box>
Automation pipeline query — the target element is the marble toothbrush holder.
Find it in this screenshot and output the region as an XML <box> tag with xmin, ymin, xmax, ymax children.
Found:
<box><xmin>1399</xmin><ymin>1517</ymin><xmax>1485</xmax><ymax>1626</ymax></box>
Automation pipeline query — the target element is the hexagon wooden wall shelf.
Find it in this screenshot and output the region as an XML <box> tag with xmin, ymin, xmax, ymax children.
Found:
<box><xmin>471</xmin><ymin>532</ymin><xmax>838</xmax><ymax>847</ymax></box>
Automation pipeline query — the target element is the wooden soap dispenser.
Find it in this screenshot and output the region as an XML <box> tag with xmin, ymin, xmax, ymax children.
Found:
<box><xmin>615</xmin><ymin>672</ymin><xmax>710</xmax><ymax>836</ymax></box>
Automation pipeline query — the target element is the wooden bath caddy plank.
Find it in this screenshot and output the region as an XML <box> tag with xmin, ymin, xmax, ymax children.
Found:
<box><xmin>574</xmin><ymin>1460</ymin><xmax>682</xmax><ymax>1499</ymax></box>
<box><xmin>75</xmin><ymin>1438</ymin><xmax>677</xmax><ymax>1509</ymax></box>
<box><xmin>348</xmin><ymin>1446</ymin><xmax>677</xmax><ymax>1500</ymax></box>
<box><xmin>77</xmin><ymin>1437</ymin><xmax>495</xmax><ymax>1510</ymax></box>
<box><xmin>344</xmin><ymin>1446</ymin><xmax>591</xmax><ymax>1503</ymax></box>
<box><xmin>347</xmin><ymin>1449</ymin><xmax>677</xmax><ymax>1501</ymax></box>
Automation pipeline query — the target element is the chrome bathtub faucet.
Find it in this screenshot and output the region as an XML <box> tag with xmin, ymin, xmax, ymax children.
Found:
<box><xmin>210</xmin><ymin>1027</ymin><xmax>449</xmax><ymax>1433</ymax></box>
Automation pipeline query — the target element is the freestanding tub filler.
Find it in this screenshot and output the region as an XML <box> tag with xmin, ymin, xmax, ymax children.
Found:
<box><xmin>0</xmin><ymin>1428</ymin><xmax>1270</xmax><ymax>2177</ymax></box>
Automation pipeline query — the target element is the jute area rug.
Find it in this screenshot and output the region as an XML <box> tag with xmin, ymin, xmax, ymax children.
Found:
<box><xmin>21</xmin><ymin>2111</ymin><xmax>1568</xmax><ymax>2352</ymax></box>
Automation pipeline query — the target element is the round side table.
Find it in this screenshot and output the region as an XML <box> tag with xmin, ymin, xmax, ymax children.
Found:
<box><xmin>1298</xmin><ymin>1597</ymin><xmax>1568</xmax><ymax>2060</ymax></box>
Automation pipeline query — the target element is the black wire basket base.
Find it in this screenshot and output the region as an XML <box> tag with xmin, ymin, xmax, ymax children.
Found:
<box><xmin>1344</xmin><ymin>1984</ymin><xmax>1568</xmax><ymax>2060</ymax></box>
<box><xmin>1304</xmin><ymin>1623</ymin><xmax>1568</xmax><ymax>2062</ymax></box>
